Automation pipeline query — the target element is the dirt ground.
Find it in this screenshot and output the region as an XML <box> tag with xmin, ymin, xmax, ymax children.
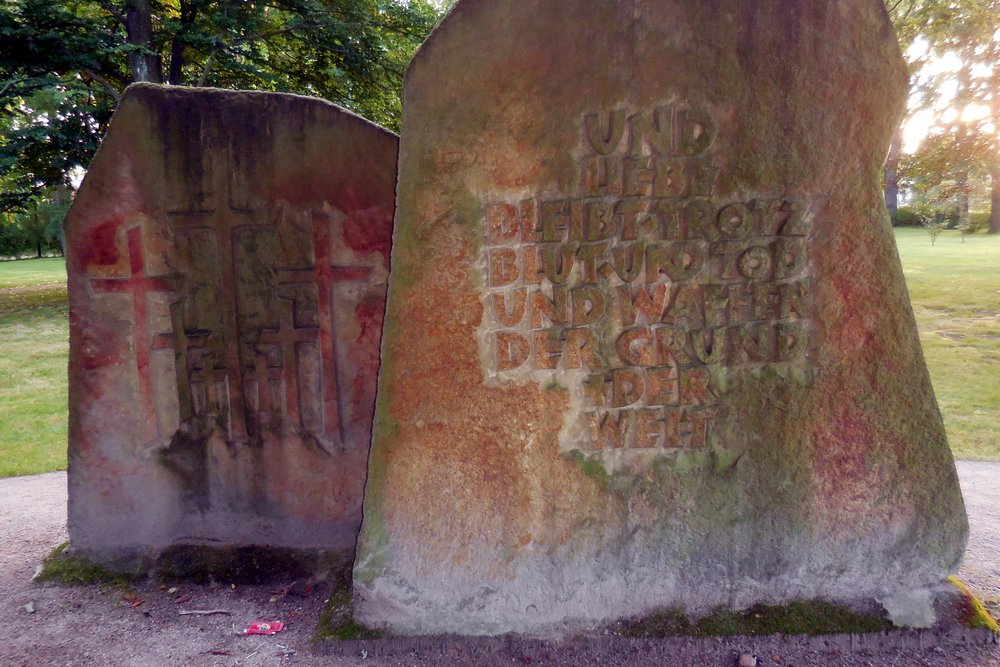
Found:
<box><xmin>0</xmin><ymin>463</ymin><xmax>997</xmax><ymax>667</ymax></box>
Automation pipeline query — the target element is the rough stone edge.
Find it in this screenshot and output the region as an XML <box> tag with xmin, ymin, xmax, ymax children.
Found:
<box><xmin>69</xmin><ymin>82</ymin><xmax>398</xmax><ymax>212</ymax></box>
<box><xmin>312</xmin><ymin>629</ymin><xmax>999</xmax><ymax>659</ymax></box>
<box><xmin>123</xmin><ymin>82</ymin><xmax>400</xmax><ymax>138</ymax></box>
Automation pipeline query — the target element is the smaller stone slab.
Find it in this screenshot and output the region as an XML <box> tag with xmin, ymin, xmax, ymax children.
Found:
<box><xmin>66</xmin><ymin>84</ymin><xmax>397</xmax><ymax>568</ymax></box>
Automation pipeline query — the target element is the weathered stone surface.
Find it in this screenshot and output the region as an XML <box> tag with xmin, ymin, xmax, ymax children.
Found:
<box><xmin>66</xmin><ymin>84</ymin><xmax>396</xmax><ymax>566</ymax></box>
<box><xmin>354</xmin><ymin>0</ymin><xmax>968</xmax><ymax>636</ymax></box>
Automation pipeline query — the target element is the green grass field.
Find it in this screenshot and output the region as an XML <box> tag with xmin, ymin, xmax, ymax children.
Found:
<box><xmin>0</xmin><ymin>258</ymin><xmax>68</xmax><ymax>477</ymax></box>
<box><xmin>0</xmin><ymin>231</ymin><xmax>997</xmax><ymax>478</ymax></box>
<box><xmin>894</xmin><ymin>227</ymin><xmax>1000</xmax><ymax>461</ymax></box>
<box><xmin>0</xmin><ymin>256</ymin><xmax>66</xmax><ymax>289</ymax></box>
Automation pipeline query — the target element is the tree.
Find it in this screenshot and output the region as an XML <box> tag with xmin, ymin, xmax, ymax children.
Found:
<box><xmin>0</xmin><ymin>0</ymin><xmax>442</xmax><ymax>216</ymax></box>
<box><xmin>890</xmin><ymin>0</ymin><xmax>1000</xmax><ymax>233</ymax></box>
<box><xmin>885</xmin><ymin>0</ymin><xmax>928</xmax><ymax>217</ymax></box>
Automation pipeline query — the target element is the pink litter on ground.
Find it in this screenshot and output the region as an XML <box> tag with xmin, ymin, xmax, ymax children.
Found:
<box><xmin>243</xmin><ymin>621</ymin><xmax>284</xmax><ymax>635</ymax></box>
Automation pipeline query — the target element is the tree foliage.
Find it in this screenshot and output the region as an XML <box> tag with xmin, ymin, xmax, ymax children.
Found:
<box><xmin>0</xmin><ymin>0</ymin><xmax>443</xmax><ymax>222</ymax></box>
<box><xmin>889</xmin><ymin>0</ymin><xmax>1000</xmax><ymax>233</ymax></box>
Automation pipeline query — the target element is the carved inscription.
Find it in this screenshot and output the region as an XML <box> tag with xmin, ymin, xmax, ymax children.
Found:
<box><xmin>90</xmin><ymin>199</ymin><xmax>375</xmax><ymax>454</ymax></box>
<box><xmin>481</xmin><ymin>104</ymin><xmax>815</xmax><ymax>453</ymax></box>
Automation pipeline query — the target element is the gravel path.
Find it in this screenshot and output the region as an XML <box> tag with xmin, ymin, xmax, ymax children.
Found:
<box><xmin>0</xmin><ymin>463</ymin><xmax>996</xmax><ymax>667</ymax></box>
<box><xmin>955</xmin><ymin>461</ymin><xmax>1000</xmax><ymax>618</ymax></box>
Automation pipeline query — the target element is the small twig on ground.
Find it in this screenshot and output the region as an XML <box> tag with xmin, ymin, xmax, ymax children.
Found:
<box><xmin>178</xmin><ymin>609</ymin><xmax>231</xmax><ymax>616</ymax></box>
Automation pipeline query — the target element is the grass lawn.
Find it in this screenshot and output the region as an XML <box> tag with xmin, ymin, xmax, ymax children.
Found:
<box><xmin>0</xmin><ymin>257</ymin><xmax>68</xmax><ymax>477</ymax></box>
<box><xmin>0</xmin><ymin>232</ymin><xmax>997</xmax><ymax>479</ymax></box>
<box><xmin>0</xmin><ymin>256</ymin><xmax>66</xmax><ymax>288</ymax></box>
<box><xmin>894</xmin><ymin>227</ymin><xmax>1000</xmax><ymax>461</ymax></box>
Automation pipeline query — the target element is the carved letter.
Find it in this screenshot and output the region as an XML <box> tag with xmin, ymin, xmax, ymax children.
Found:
<box><xmin>587</xmin><ymin>411</ymin><xmax>626</xmax><ymax>449</ymax></box>
<box><xmin>689</xmin><ymin>156</ymin><xmax>720</xmax><ymax>197</ymax></box>
<box><xmin>663</xmin><ymin>284</ymin><xmax>704</xmax><ymax>327</ymax></box>
<box><xmin>730</xmin><ymin>322</ymin><xmax>776</xmax><ymax>364</ymax></box>
<box><xmin>540</xmin><ymin>199</ymin><xmax>582</xmax><ymax>242</ymax></box>
<box><xmin>689</xmin><ymin>327</ymin><xmax>728</xmax><ymax>365</ymax></box>
<box><xmin>491</xmin><ymin>289</ymin><xmax>527</xmax><ymax>327</ymax></box>
<box><xmin>575</xmin><ymin>243</ymin><xmax>608</xmax><ymax>284</ymax></box>
<box><xmin>776</xmin><ymin>321</ymin><xmax>807</xmax><ymax>361</ymax></box>
<box><xmin>522</xmin><ymin>246</ymin><xmax>544</xmax><ymax>285</ymax></box>
<box><xmin>541</xmin><ymin>244</ymin><xmax>576</xmax><ymax>284</ymax></box>
<box><xmin>654</xmin><ymin>325</ymin><xmax>693</xmax><ymax>365</ymax></box>
<box><xmin>646</xmin><ymin>365</ymin><xmax>679</xmax><ymax>406</ymax></box>
<box><xmin>703</xmin><ymin>284</ymin><xmax>730</xmax><ymax>327</ymax></box>
<box><xmin>716</xmin><ymin>203</ymin><xmax>753</xmax><ymax>239</ymax></box>
<box><xmin>615</xmin><ymin>199</ymin><xmax>647</xmax><ymax>241</ymax></box>
<box><xmin>678</xmin><ymin>199</ymin><xmax>719</xmax><ymax>241</ymax></box>
<box><xmin>583</xmin><ymin>373</ymin><xmax>610</xmax><ymax>407</ymax></box>
<box><xmin>496</xmin><ymin>331</ymin><xmax>530</xmax><ymax>370</ymax></box>
<box><xmin>584</xmin><ymin>200</ymin><xmax>616</xmax><ymax>241</ymax></box>
<box><xmin>778</xmin><ymin>200</ymin><xmax>809</xmax><ymax>236</ymax></box>
<box><xmin>780</xmin><ymin>279</ymin><xmax>812</xmax><ymax>319</ymax></box>
<box><xmin>727</xmin><ymin>283</ymin><xmax>754</xmax><ymax>323</ymax></box>
<box><xmin>618</xmin><ymin>282</ymin><xmax>669</xmax><ymax>326</ymax></box>
<box><xmin>566</xmin><ymin>328</ymin><xmax>604</xmax><ymax>370</ymax></box>
<box><xmin>773</xmin><ymin>238</ymin><xmax>806</xmax><ymax>279</ymax></box>
<box><xmin>679</xmin><ymin>366</ymin><xmax>715</xmax><ymax>406</ymax></box>
<box><xmin>571</xmin><ymin>285</ymin><xmax>607</xmax><ymax>326</ymax></box>
<box><xmin>487</xmin><ymin>203</ymin><xmax>520</xmax><ymax>245</ymax></box>
<box><xmin>752</xmin><ymin>282</ymin><xmax>782</xmax><ymax>320</ymax></box>
<box><xmin>646</xmin><ymin>241</ymin><xmax>707</xmax><ymax>282</ymax></box>
<box><xmin>624</xmin><ymin>157</ymin><xmax>656</xmax><ymax>197</ymax></box>
<box><xmin>520</xmin><ymin>198</ymin><xmax>540</xmax><ymax>243</ymax></box>
<box><xmin>616</xmin><ymin>326</ymin><xmax>654</xmax><ymax>367</ymax></box>
<box><xmin>678</xmin><ymin>107</ymin><xmax>716</xmax><ymax>155</ymax></box>
<box><xmin>633</xmin><ymin>409</ymin><xmax>663</xmax><ymax>448</ymax></box>
<box><xmin>684</xmin><ymin>408</ymin><xmax>712</xmax><ymax>448</ymax></box>
<box><xmin>489</xmin><ymin>247</ymin><xmax>519</xmax><ymax>287</ymax></box>
<box><xmin>654</xmin><ymin>157</ymin><xmax>689</xmax><ymax>197</ymax></box>
<box><xmin>610</xmin><ymin>243</ymin><xmax>645</xmax><ymax>282</ymax></box>
<box><xmin>585</xmin><ymin>108</ymin><xmax>627</xmax><ymax>155</ymax></box>
<box><xmin>581</xmin><ymin>155</ymin><xmax>624</xmax><ymax>197</ymax></box>
<box><xmin>530</xmin><ymin>285</ymin><xmax>568</xmax><ymax>329</ymax></box>
<box><xmin>533</xmin><ymin>328</ymin><xmax>564</xmax><ymax>369</ymax></box>
<box><xmin>629</xmin><ymin>106</ymin><xmax>674</xmax><ymax>155</ymax></box>
<box><xmin>737</xmin><ymin>246</ymin><xmax>774</xmax><ymax>281</ymax></box>
<box><xmin>611</xmin><ymin>368</ymin><xmax>644</xmax><ymax>407</ymax></box>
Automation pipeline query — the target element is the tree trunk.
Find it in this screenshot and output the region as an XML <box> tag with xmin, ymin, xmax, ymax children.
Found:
<box><xmin>990</xmin><ymin>63</ymin><xmax>1000</xmax><ymax>234</ymax></box>
<box><xmin>167</xmin><ymin>0</ymin><xmax>196</xmax><ymax>85</ymax></box>
<box><xmin>990</xmin><ymin>161</ymin><xmax>1000</xmax><ymax>234</ymax></box>
<box><xmin>54</xmin><ymin>184</ymin><xmax>67</xmax><ymax>255</ymax></box>
<box><xmin>956</xmin><ymin>170</ymin><xmax>970</xmax><ymax>227</ymax></box>
<box><xmin>884</xmin><ymin>124</ymin><xmax>903</xmax><ymax>217</ymax></box>
<box><xmin>125</xmin><ymin>0</ymin><xmax>162</xmax><ymax>83</ymax></box>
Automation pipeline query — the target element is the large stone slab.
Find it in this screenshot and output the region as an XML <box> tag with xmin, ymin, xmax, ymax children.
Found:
<box><xmin>354</xmin><ymin>0</ymin><xmax>968</xmax><ymax>636</ymax></box>
<box><xmin>66</xmin><ymin>84</ymin><xmax>397</xmax><ymax>566</ymax></box>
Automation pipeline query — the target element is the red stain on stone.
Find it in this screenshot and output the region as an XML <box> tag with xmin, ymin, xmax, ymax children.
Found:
<box><xmin>71</xmin><ymin>311</ymin><xmax>123</xmax><ymax>371</ymax></box>
<box><xmin>342</xmin><ymin>205</ymin><xmax>393</xmax><ymax>267</ymax></box>
<box><xmin>355</xmin><ymin>297</ymin><xmax>385</xmax><ymax>343</ymax></box>
<box><xmin>80</xmin><ymin>220</ymin><xmax>122</xmax><ymax>268</ymax></box>
<box><xmin>351</xmin><ymin>296</ymin><xmax>386</xmax><ymax>413</ymax></box>
<box><xmin>810</xmin><ymin>404</ymin><xmax>895</xmax><ymax>532</ymax></box>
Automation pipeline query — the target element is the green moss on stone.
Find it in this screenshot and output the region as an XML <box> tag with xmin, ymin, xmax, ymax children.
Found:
<box><xmin>616</xmin><ymin>600</ymin><xmax>892</xmax><ymax>638</ymax></box>
<box><xmin>565</xmin><ymin>450</ymin><xmax>612</xmax><ymax>489</ymax></box>
<box><xmin>34</xmin><ymin>542</ymin><xmax>144</xmax><ymax>586</ymax></box>
<box><xmin>312</xmin><ymin>560</ymin><xmax>383</xmax><ymax>642</ymax></box>
<box><xmin>948</xmin><ymin>576</ymin><xmax>1000</xmax><ymax>633</ymax></box>
<box><xmin>354</xmin><ymin>391</ymin><xmax>397</xmax><ymax>586</ymax></box>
